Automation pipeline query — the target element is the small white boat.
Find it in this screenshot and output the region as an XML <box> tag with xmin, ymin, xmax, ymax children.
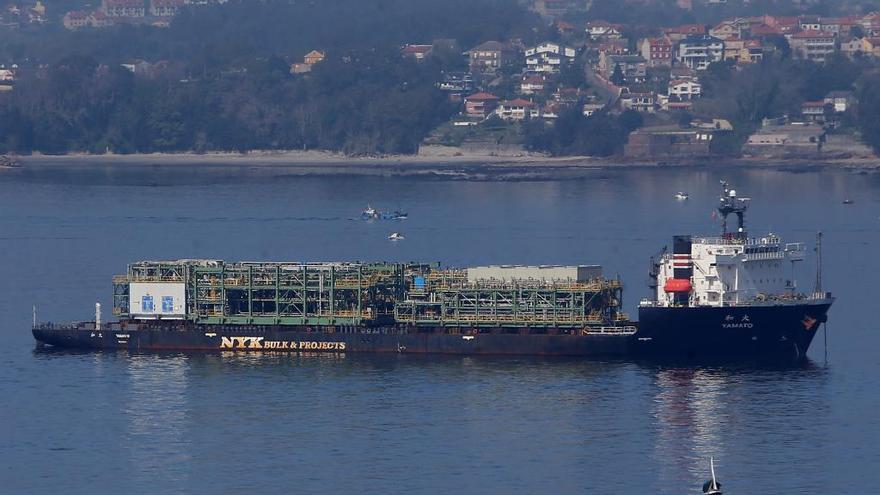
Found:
<box><xmin>0</xmin><ymin>155</ymin><xmax>20</xmax><ymax>169</ymax></box>
<box><xmin>388</xmin><ymin>232</ymin><xmax>405</xmax><ymax>241</ymax></box>
<box><xmin>674</xmin><ymin>192</ymin><xmax>689</xmax><ymax>200</ymax></box>
<box><xmin>702</xmin><ymin>457</ymin><xmax>722</xmax><ymax>495</ymax></box>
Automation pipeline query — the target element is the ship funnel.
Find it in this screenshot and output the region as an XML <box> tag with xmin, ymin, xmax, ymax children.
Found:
<box><xmin>671</xmin><ymin>235</ymin><xmax>693</xmax><ymax>306</ymax></box>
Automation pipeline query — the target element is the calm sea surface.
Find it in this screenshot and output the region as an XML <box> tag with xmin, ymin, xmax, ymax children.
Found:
<box><xmin>1</xmin><ymin>165</ymin><xmax>878</xmax><ymax>494</ymax></box>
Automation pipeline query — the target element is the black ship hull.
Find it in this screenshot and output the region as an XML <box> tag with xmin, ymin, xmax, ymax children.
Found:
<box><xmin>634</xmin><ymin>299</ymin><xmax>833</xmax><ymax>360</ymax></box>
<box><xmin>32</xmin><ymin>300</ymin><xmax>832</xmax><ymax>361</ymax></box>
<box><xmin>32</xmin><ymin>324</ymin><xmax>633</xmax><ymax>356</ymax></box>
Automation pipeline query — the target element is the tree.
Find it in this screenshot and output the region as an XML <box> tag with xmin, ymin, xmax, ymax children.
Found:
<box><xmin>677</xmin><ymin>111</ymin><xmax>693</xmax><ymax>128</ymax></box>
<box><xmin>610</xmin><ymin>63</ymin><xmax>625</xmax><ymax>86</ymax></box>
<box><xmin>856</xmin><ymin>75</ymin><xmax>880</xmax><ymax>154</ymax></box>
<box><xmin>558</xmin><ymin>57</ymin><xmax>588</xmax><ymax>89</ymax></box>
<box><xmin>523</xmin><ymin>108</ymin><xmax>643</xmax><ymax>157</ymax></box>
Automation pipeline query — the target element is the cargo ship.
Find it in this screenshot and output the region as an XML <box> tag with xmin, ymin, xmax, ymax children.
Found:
<box><xmin>32</xmin><ymin>182</ymin><xmax>833</xmax><ymax>360</ymax></box>
<box><xmin>635</xmin><ymin>181</ymin><xmax>833</xmax><ymax>359</ymax></box>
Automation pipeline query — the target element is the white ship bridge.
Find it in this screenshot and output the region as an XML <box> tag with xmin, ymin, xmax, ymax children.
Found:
<box><xmin>642</xmin><ymin>182</ymin><xmax>819</xmax><ymax>309</ymax></box>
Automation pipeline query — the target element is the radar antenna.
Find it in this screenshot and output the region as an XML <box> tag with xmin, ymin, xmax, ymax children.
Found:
<box><xmin>717</xmin><ymin>180</ymin><xmax>750</xmax><ymax>240</ymax></box>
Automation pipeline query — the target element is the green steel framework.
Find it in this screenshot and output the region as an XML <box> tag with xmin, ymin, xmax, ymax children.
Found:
<box><xmin>113</xmin><ymin>260</ymin><xmax>627</xmax><ymax>329</ymax></box>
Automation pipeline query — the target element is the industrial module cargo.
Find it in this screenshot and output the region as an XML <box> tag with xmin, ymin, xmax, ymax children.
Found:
<box><xmin>33</xmin><ymin>182</ymin><xmax>834</xmax><ymax>360</ymax></box>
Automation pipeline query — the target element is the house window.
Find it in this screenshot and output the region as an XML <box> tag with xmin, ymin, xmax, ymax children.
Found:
<box><xmin>162</xmin><ymin>296</ymin><xmax>174</xmax><ymax>313</ymax></box>
<box><xmin>141</xmin><ymin>295</ymin><xmax>154</xmax><ymax>313</ymax></box>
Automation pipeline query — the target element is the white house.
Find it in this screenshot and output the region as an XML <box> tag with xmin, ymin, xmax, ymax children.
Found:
<box><xmin>586</xmin><ymin>21</ymin><xmax>623</xmax><ymax>40</ymax></box>
<box><xmin>525</xmin><ymin>42</ymin><xmax>576</xmax><ymax>59</ymax></box>
<box><xmin>525</xmin><ymin>42</ymin><xmax>576</xmax><ymax>74</ymax></box>
<box><xmin>520</xmin><ymin>75</ymin><xmax>546</xmax><ymax>95</ymax></box>
<box><xmin>668</xmin><ymin>79</ymin><xmax>702</xmax><ymax>100</ymax></box>
<box><xmin>620</xmin><ymin>92</ymin><xmax>656</xmax><ymax>113</ymax></box>
<box><xmin>678</xmin><ymin>34</ymin><xmax>724</xmax><ymax>70</ymax></box>
<box><xmin>495</xmin><ymin>99</ymin><xmax>539</xmax><ymax>121</ymax></box>
<box><xmin>824</xmin><ymin>91</ymin><xmax>854</xmax><ymax>113</ymax></box>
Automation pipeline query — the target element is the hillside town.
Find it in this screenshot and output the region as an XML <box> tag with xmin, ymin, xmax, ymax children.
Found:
<box><xmin>408</xmin><ymin>10</ymin><xmax>880</xmax><ymax>159</ymax></box>
<box><xmin>1</xmin><ymin>0</ymin><xmax>879</xmax><ymax>159</ymax></box>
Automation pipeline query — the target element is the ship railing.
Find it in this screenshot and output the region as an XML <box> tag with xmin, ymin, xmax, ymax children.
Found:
<box><xmin>207</xmin><ymin>278</ymin><xmax>377</xmax><ymax>290</ymax></box>
<box><xmin>742</xmin><ymin>252</ymin><xmax>786</xmax><ymax>261</ymax></box>
<box><xmin>581</xmin><ymin>325</ymin><xmax>638</xmax><ymax>335</ymax></box>
<box><xmin>684</xmin><ymin>291</ymin><xmax>832</xmax><ymax>307</ymax></box>
<box><xmin>398</xmin><ymin>314</ymin><xmax>610</xmax><ymax>325</ymax></box>
<box><xmin>193</xmin><ymin>310</ymin><xmax>376</xmax><ymax>319</ymax></box>
<box><xmin>429</xmin><ymin>280</ymin><xmax>619</xmax><ymax>292</ymax></box>
<box><xmin>693</xmin><ymin>236</ymin><xmax>780</xmax><ymax>246</ymax></box>
<box><xmin>33</xmin><ymin>322</ymin><xmax>94</xmax><ymax>331</ymax></box>
<box><xmin>324</xmin><ymin>310</ymin><xmax>374</xmax><ymax>318</ymax></box>
<box><xmin>121</xmin><ymin>275</ymin><xmax>187</xmax><ymax>282</ymax></box>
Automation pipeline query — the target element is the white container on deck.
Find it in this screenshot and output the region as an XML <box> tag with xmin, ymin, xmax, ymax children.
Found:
<box><xmin>466</xmin><ymin>265</ymin><xmax>602</xmax><ymax>284</ymax></box>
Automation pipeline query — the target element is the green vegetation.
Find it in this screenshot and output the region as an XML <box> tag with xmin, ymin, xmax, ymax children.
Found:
<box><xmin>424</xmin><ymin>119</ymin><xmax>524</xmax><ymax>148</ymax></box>
<box><xmin>0</xmin><ymin>0</ymin><xmax>542</xmax><ymax>155</ymax></box>
<box><xmin>523</xmin><ymin>109</ymin><xmax>643</xmax><ymax>157</ymax></box>
<box><xmin>856</xmin><ymin>75</ymin><xmax>880</xmax><ymax>154</ymax></box>
<box><xmin>693</xmin><ymin>54</ymin><xmax>869</xmax><ymax>153</ymax></box>
<box><xmin>0</xmin><ymin>51</ymin><xmax>455</xmax><ymax>154</ymax></box>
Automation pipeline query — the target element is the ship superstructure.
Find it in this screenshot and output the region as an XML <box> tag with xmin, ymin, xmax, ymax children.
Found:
<box><xmin>647</xmin><ymin>182</ymin><xmax>809</xmax><ymax>308</ymax></box>
<box><xmin>636</xmin><ymin>181</ymin><xmax>833</xmax><ymax>359</ymax></box>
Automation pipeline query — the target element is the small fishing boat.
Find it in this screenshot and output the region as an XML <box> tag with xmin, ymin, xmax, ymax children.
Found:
<box><xmin>702</xmin><ymin>457</ymin><xmax>722</xmax><ymax>495</ymax></box>
<box><xmin>379</xmin><ymin>209</ymin><xmax>408</xmax><ymax>220</ymax></box>
<box><xmin>389</xmin><ymin>210</ymin><xmax>408</xmax><ymax>220</ymax></box>
<box><xmin>362</xmin><ymin>205</ymin><xmax>379</xmax><ymax>220</ymax></box>
<box><xmin>0</xmin><ymin>154</ymin><xmax>20</xmax><ymax>169</ymax></box>
<box><xmin>388</xmin><ymin>232</ymin><xmax>405</xmax><ymax>241</ymax></box>
<box><xmin>674</xmin><ymin>191</ymin><xmax>689</xmax><ymax>200</ymax></box>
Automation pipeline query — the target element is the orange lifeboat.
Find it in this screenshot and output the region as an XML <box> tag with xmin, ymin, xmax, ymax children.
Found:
<box><xmin>664</xmin><ymin>278</ymin><xmax>692</xmax><ymax>293</ymax></box>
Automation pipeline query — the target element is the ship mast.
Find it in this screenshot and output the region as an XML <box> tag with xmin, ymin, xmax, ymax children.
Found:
<box><xmin>717</xmin><ymin>180</ymin><xmax>749</xmax><ymax>240</ymax></box>
<box><xmin>814</xmin><ymin>231</ymin><xmax>823</xmax><ymax>294</ymax></box>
